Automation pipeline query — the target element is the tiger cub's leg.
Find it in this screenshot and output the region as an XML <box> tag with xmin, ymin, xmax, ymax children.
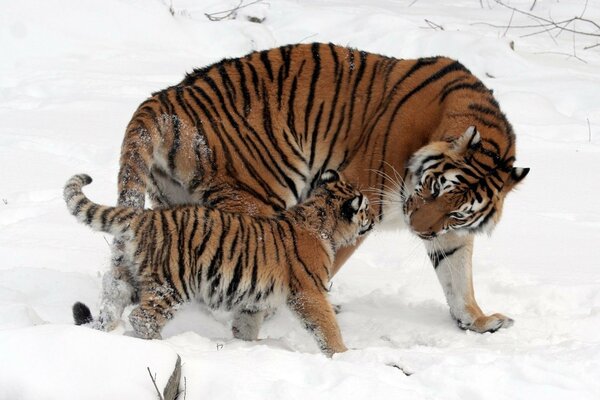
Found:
<box><xmin>231</xmin><ymin>309</ymin><xmax>267</xmax><ymax>341</ymax></box>
<box><xmin>93</xmin><ymin>246</ymin><xmax>137</xmax><ymax>331</ymax></box>
<box><xmin>129</xmin><ymin>280</ymin><xmax>182</xmax><ymax>340</ymax></box>
<box><xmin>425</xmin><ymin>232</ymin><xmax>514</xmax><ymax>333</ymax></box>
<box><xmin>287</xmin><ymin>290</ymin><xmax>347</xmax><ymax>357</ymax></box>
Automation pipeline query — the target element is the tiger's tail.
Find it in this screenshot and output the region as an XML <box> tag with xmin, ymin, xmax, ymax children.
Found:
<box><xmin>63</xmin><ymin>174</ymin><xmax>139</xmax><ymax>237</ymax></box>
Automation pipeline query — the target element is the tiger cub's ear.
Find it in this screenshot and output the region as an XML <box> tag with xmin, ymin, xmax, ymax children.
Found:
<box><xmin>503</xmin><ymin>167</ymin><xmax>530</xmax><ymax>192</ymax></box>
<box><xmin>341</xmin><ymin>196</ymin><xmax>361</xmax><ymax>221</ymax></box>
<box><xmin>318</xmin><ymin>169</ymin><xmax>341</xmax><ymax>185</ymax></box>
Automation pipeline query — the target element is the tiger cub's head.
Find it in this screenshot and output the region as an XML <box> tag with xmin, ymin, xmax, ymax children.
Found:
<box><xmin>312</xmin><ymin>170</ymin><xmax>374</xmax><ymax>247</ymax></box>
<box><xmin>402</xmin><ymin>126</ymin><xmax>529</xmax><ymax>240</ymax></box>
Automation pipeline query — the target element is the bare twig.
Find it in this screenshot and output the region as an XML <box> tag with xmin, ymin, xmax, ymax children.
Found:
<box><xmin>588</xmin><ymin>118</ymin><xmax>592</xmax><ymax>142</ymax></box>
<box><xmin>492</xmin><ymin>0</ymin><xmax>600</xmax><ymax>38</ymax></box>
<box><xmin>298</xmin><ymin>33</ymin><xmax>318</xmax><ymax>43</ymax></box>
<box><xmin>532</xmin><ymin>51</ymin><xmax>587</xmax><ymax>63</ymax></box>
<box><xmin>584</xmin><ymin>43</ymin><xmax>600</xmax><ymax>50</ymax></box>
<box><xmin>147</xmin><ymin>367</ymin><xmax>165</xmax><ymax>400</ymax></box>
<box><xmin>424</xmin><ymin>19</ymin><xmax>444</xmax><ymax>31</ymax></box>
<box><xmin>205</xmin><ymin>0</ymin><xmax>264</xmax><ymax>22</ymax></box>
<box><xmin>529</xmin><ymin>0</ymin><xmax>537</xmax><ymax>12</ymax></box>
<box><xmin>503</xmin><ymin>9</ymin><xmax>515</xmax><ymax>37</ymax></box>
<box><xmin>388</xmin><ymin>363</ymin><xmax>413</xmax><ymax>376</ymax></box>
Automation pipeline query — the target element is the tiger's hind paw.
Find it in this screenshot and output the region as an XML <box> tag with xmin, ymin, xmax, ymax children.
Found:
<box><xmin>458</xmin><ymin>313</ymin><xmax>514</xmax><ymax>333</ymax></box>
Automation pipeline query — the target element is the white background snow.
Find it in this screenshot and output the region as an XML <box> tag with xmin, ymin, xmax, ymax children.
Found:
<box><xmin>1</xmin><ymin>0</ymin><xmax>600</xmax><ymax>398</ymax></box>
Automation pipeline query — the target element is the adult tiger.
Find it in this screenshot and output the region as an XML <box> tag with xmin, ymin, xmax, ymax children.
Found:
<box><xmin>82</xmin><ymin>42</ymin><xmax>528</xmax><ymax>337</ymax></box>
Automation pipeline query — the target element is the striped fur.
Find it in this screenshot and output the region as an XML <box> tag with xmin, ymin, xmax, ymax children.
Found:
<box><xmin>65</xmin><ymin>171</ymin><xmax>372</xmax><ymax>356</ymax></box>
<box><xmin>90</xmin><ymin>43</ymin><xmax>528</xmax><ymax>335</ymax></box>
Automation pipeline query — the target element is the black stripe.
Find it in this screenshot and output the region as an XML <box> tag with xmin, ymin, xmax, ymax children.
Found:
<box><xmin>234</xmin><ymin>59</ymin><xmax>251</xmax><ymax>117</ymax></box>
<box><xmin>308</xmin><ymin>102</ymin><xmax>324</xmax><ymax>169</ymax></box>
<box><xmin>439</xmin><ymin>81</ymin><xmax>487</xmax><ymax>103</ymax></box>
<box><xmin>176</xmin><ymin>209</ymin><xmax>192</xmax><ymax>300</ymax></box>
<box><xmin>260</xmin><ymin>50</ymin><xmax>274</xmax><ymax>81</ymax></box>
<box><xmin>304</xmin><ymin>43</ymin><xmax>321</xmax><ymax>151</ymax></box>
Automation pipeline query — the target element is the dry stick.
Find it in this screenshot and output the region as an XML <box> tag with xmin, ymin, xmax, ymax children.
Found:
<box><xmin>503</xmin><ymin>9</ymin><xmax>515</xmax><ymax>37</ymax></box>
<box><xmin>519</xmin><ymin>16</ymin><xmax>559</xmax><ymax>45</ymax></box>
<box><xmin>529</xmin><ymin>0</ymin><xmax>537</xmax><ymax>12</ymax></box>
<box><xmin>424</xmin><ymin>19</ymin><xmax>444</xmax><ymax>31</ymax></box>
<box><xmin>205</xmin><ymin>0</ymin><xmax>264</xmax><ymax>21</ymax></box>
<box><xmin>492</xmin><ymin>0</ymin><xmax>600</xmax><ymax>38</ymax></box>
<box><xmin>147</xmin><ymin>367</ymin><xmax>165</xmax><ymax>400</ymax></box>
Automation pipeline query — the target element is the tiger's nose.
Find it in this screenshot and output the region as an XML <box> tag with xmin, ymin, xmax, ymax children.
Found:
<box><xmin>416</xmin><ymin>231</ymin><xmax>437</xmax><ymax>240</ymax></box>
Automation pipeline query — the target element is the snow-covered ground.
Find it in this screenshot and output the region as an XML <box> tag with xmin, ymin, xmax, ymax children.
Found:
<box><xmin>1</xmin><ymin>0</ymin><xmax>600</xmax><ymax>398</ymax></box>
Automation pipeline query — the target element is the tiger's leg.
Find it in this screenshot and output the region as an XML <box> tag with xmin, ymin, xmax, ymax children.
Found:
<box><xmin>231</xmin><ymin>309</ymin><xmax>267</xmax><ymax>341</ymax></box>
<box><xmin>129</xmin><ymin>281</ymin><xmax>182</xmax><ymax>340</ymax></box>
<box><xmin>287</xmin><ymin>290</ymin><xmax>347</xmax><ymax>357</ymax></box>
<box><xmin>196</xmin><ymin>184</ymin><xmax>279</xmax><ymax>341</ymax></box>
<box><xmin>424</xmin><ymin>232</ymin><xmax>514</xmax><ymax>333</ymax></box>
<box><xmin>93</xmin><ymin>118</ymin><xmax>157</xmax><ymax>330</ymax></box>
<box><xmin>91</xmin><ymin>245</ymin><xmax>137</xmax><ymax>331</ymax></box>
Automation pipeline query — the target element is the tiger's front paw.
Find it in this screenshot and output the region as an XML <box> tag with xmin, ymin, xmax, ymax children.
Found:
<box><xmin>457</xmin><ymin>313</ymin><xmax>514</xmax><ymax>333</ymax></box>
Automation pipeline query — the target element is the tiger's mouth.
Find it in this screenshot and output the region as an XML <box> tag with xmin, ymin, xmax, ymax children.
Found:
<box><xmin>358</xmin><ymin>219</ymin><xmax>374</xmax><ymax>235</ymax></box>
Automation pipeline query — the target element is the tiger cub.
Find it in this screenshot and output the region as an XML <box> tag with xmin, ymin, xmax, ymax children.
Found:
<box><xmin>64</xmin><ymin>170</ymin><xmax>373</xmax><ymax>356</ymax></box>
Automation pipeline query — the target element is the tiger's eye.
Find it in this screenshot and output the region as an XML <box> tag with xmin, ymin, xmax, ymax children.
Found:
<box><xmin>449</xmin><ymin>211</ymin><xmax>466</xmax><ymax>219</ymax></box>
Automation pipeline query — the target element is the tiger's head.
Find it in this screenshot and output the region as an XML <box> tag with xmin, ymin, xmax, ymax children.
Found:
<box><xmin>311</xmin><ymin>169</ymin><xmax>374</xmax><ymax>247</ymax></box>
<box><xmin>402</xmin><ymin>126</ymin><xmax>529</xmax><ymax>240</ymax></box>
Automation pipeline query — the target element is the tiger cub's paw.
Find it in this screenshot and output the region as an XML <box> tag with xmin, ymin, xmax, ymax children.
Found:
<box><xmin>458</xmin><ymin>313</ymin><xmax>514</xmax><ymax>333</ymax></box>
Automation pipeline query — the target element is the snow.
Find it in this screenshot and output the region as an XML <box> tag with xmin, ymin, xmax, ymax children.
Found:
<box><xmin>1</xmin><ymin>0</ymin><xmax>599</xmax><ymax>398</ymax></box>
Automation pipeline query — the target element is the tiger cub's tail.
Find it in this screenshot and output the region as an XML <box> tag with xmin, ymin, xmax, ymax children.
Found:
<box><xmin>63</xmin><ymin>174</ymin><xmax>139</xmax><ymax>237</ymax></box>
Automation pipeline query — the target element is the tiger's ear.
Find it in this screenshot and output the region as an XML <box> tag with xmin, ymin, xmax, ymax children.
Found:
<box><xmin>503</xmin><ymin>167</ymin><xmax>530</xmax><ymax>192</ymax></box>
<box><xmin>452</xmin><ymin>126</ymin><xmax>481</xmax><ymax>154</ymax></box>
<box><xmin>318</xmin><ymin>169</ymin><xmax>340</xmax><ymax>186</ymax></box>
<box><xmin>341</xmin><ymin>196</ymin><xmax>361</xmax><ymax>221</ymax></box>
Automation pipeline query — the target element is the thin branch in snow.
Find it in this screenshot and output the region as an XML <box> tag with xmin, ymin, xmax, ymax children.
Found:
<box><xmin>587</xmin><ymin>118</ymin><xmax>592</xmax><ymax>143</ymax></box>
<box><xmin>299</xmin><ymin>33</ymin><xmax>318</xmax><ymax>43</ymax></box>
<box><xmin>532</xmin><ymin>51</ymin><xmax>587</xmax><ymax>63</ymax></box>
<box><xmin>491</xmin><ymin>0</ymin><xmax>600</xmax><ymax>39</ymax></box>
<box><xmin>503</xmin><ymin>9</ymin><xmax>515</xmax><ymax>37</ymax></box>
<box><xmin>388</xmin><ymin>363</ymin><xmax>413</xmax><ymax>376</ymax></box>
<box><xmin>424</xmin><ymin>19</ymin><xmax>444</xmax><ymax>31</ymax></box>
<box><xmin>204</xmin><ymin>0</ymin><xmax>265</xmax><ymax>22</ymax></box>
<box><xmin>529</xmin><ymin>0</ymin><xmax>537</xmax><ymax>12</ymax></box>
<box><xmin>147</xmin><ymin>367</ymin><xmax>165</xmax><ymax>400</ymax></box>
